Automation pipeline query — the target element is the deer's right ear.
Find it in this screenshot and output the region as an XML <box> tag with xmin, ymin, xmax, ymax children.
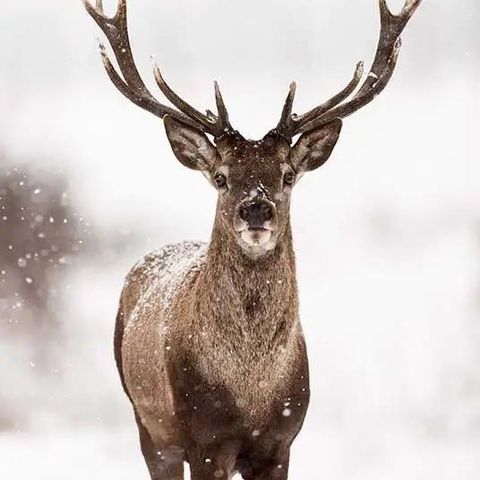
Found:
<box><xmin>164</xmin><ymin>116</ymin><xmax>218</xmax><ymax>172</ymax></box>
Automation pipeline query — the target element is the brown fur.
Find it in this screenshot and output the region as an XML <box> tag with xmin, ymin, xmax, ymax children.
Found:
<box><xmin>83</xmin><ymin>1</ymin><xmax>422</xmax><ymax>477</ymax></box>
<box><xmin>100</xmin><ymin>8</ymin><xmax>421</xmax><ymax>477</ymax></box>
<box><xmin>113</xmin><ymin>131</ymin><xmax>326</xmax><ymax>480</ymax></box>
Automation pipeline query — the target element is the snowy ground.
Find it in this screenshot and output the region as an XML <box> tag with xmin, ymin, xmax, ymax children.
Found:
<box><xmin>1</xmin><ymin>427</ymin><xmax>480</xmax><ymax>480</ymax></box>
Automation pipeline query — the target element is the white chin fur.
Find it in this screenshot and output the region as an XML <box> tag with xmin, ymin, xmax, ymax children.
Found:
<box><xmin>241</xmin><ymin>229</ymin><xmax>273</xmax><ymax>246</ymax></box>
<box><xmin>239</xmin><ymin>231</ymin><xmax>276</xmax><ymax>258</ymax></box>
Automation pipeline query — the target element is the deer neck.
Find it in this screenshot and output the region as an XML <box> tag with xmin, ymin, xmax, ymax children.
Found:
<box><xmin>193</xmin><ymin>210</ymin><xmax>299</xmax><ymax>351</ymax></box>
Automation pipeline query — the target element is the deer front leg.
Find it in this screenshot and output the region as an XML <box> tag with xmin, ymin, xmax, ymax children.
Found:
<box><xmin>188</xmin><ymin>445</ymin><xmax>239</xmax><ymax>480</ymax></box>
<box><xmin>135</xmin><ymin>413</ymin><xmax>184</xmax><ymax>480</ymax></box>
<box><xmin>241</xmin><ymin>450</ymin><xmax>290</xmax><ymax>480</ymax></box>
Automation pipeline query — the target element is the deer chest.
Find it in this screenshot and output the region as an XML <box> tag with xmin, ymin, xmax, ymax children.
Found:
<box><xmin>173</xmin><ymin>334</ymin><xmax>310</xmax><ymax>438</ymax></box>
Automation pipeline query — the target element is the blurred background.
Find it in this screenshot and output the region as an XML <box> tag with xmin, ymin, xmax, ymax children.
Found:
<box><xmin>0</xmin><ymin>0</ymin><xmax>478</xmax><ymax>478</ymax></box>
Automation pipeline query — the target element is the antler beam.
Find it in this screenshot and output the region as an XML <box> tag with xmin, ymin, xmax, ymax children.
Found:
<box><xmin>275</xmin><ymin>0</ymin><xmax>422</xmax><ymax>140</ymax></box>
<box><xmin>83</xmin><ymin>0</ymin><xmax>233</xmax><ymax>138</ymax></box>
<box><xmin>84</xmin><ymin>0</ymin><xmax>421</xmax><ymax>142</ymax></box>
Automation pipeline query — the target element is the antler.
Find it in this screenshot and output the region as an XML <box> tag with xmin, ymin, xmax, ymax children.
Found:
<box><xmin>275</xmin><ymin>0</ymin><xmax>422</xmax><ymax>141</ymax></box>
<box><xmin>83</xmin><ymin>0</ymin><xmax>233</xmax><ymax>137</ymax></box>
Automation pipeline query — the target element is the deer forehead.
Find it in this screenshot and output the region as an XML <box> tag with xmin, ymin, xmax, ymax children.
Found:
<box><xmin>221</xmin><ymin>160</ymin><xmax>290</xmax><ymax>195</ymax></box>
<box><xmin>218</xmin><ymin>139</ymin><xmax>290</xmax><ymax>181</ymax></box>
<box><xmin>218</xmin><ymin>137</ymin><xmax>289</xmax><ymax>161</ymax></box>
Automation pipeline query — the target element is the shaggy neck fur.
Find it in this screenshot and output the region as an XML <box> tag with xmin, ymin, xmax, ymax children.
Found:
<box><xmin>192</xmin><ymin>208</ymin><xmax>299</xmax><ymax>358</ymax></box>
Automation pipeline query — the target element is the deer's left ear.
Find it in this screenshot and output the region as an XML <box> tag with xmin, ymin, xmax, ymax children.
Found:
<box><xmin>290</xmin><ymin>119</ymin><xmax>343</xmax><ymax>172</ymax></box>
<box><xmin>164</xmin><ymin>116</ymin><xmax>218</xmax><ymax>172</ymax></box>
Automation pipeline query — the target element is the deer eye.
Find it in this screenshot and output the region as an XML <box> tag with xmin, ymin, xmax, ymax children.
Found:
<box><xmin>213</xmin><ymin>172</ymin><xmax>227</xmax><ymax>189</ymax></box>
<box><xmin>283</xmin><ymin>171</ymin><xmax>295</xmax><ymax>186</ymax></box>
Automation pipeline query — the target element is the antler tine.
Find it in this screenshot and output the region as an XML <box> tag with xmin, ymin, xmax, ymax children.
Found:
<box><xmin>84</xmin><ymin>0</ymin><xmax>187</xmax><ymax>120</ymax></box>
<box><xmin>95</xmin><ymin>42</ymin><xmax>178</xmax><ymax>118</ymax></box>
<box><xmin>277</xmin><ymin>0</ymin><xmax>421</xmax><ymax>140</ymax></box>
<box><xmin>153</xmin><ymin>64</ymin><xmax>216</xmax><ymax>131</ymax></box>
<box><xmin>214</xmin><ymin>81</ymin><xmax>232</xmax><ymax>133</ymax></box>
<box><xmin>84</xmin><ymin>0</ymin><xmax>232</xmax><ymax>136</ymax></box>
<box><xmin>276</xmin><ymin>82</ymin><xmax>297</xmax><ymax>136</ymax></box>
<box><xmin>95</xmin><ymin>0</ymin><xmax>103</xmax><ymax>13</ymax></box>
<box><xmin>299</xmin><ymin>38</ymin><xmax>402</xmax><ymax>133</ymax></box>
<box><xmin>275</xmin><ymin>62</ymin><xmax>363</xmax><ymax>139</ymax></box>
<box><xmin>357</xmin><ymin>0</ymin><xmax>421</xmax><ymax>96</ymax></box>
<box><xmin>380</xmin><ymin>0</ymin><xmax>422</xmax><ymax>27</ymax></box>
<box><xmin>287</xmin><ymin>61</ymin><xmax>364</xmax><ymax>136</ymax></box>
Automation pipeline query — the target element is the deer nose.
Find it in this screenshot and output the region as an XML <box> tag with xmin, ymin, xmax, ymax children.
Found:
<box><xmin>239</xmin><ymin>200</ymin><xmax>274</xmax><ymax>228</ymax></box>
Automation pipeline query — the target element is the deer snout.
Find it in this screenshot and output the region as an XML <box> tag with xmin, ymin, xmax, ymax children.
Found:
<box><xmin>238</xmin><ymin>200</ymin><xmax>275</xmax><ymax>230</ymax></box>
<box><xmin>235</xmin><ymin>199</ymin><xmax>277</xmax><ymax>251</ymax></box>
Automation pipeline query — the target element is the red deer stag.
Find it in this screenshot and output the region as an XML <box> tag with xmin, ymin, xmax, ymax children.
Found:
<box><xmin>84</xmin><ymin>0</ymin><xmax>422</xmax><ymax>478</ymax></box>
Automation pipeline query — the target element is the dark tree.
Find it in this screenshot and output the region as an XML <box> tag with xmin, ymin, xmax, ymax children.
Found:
<box><xmin>0</xmin><ymin>166</ymin><xmax>92</xmax><ymax>370</ymax></box>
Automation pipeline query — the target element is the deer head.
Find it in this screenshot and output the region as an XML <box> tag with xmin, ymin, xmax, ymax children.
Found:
<box><xmin>84</xmin><ymin>0</ymin><xmax>421</xmax><ymax>258</ymax></box>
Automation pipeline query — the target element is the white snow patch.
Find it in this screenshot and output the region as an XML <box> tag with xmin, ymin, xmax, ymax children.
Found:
<box><xmin>130</xmin><ymin>241</ymin><xmax>208</xmax><ymax>314</ymax></box>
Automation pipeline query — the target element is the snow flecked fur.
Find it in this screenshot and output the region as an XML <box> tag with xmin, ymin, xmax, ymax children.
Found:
<box><xmin>127</xmin><ymin>241</ymin><xmax>207</xmax><ymax>315</ymax></box>
<box><xmin>84</xmin><ymin>0</ymin><xmax>424</xmax><ymax>475</ymax></box>
<box><xmin>114</xmin><ymin>135</ymin><xmax>313</xmax><ymax>480</ymax></box>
